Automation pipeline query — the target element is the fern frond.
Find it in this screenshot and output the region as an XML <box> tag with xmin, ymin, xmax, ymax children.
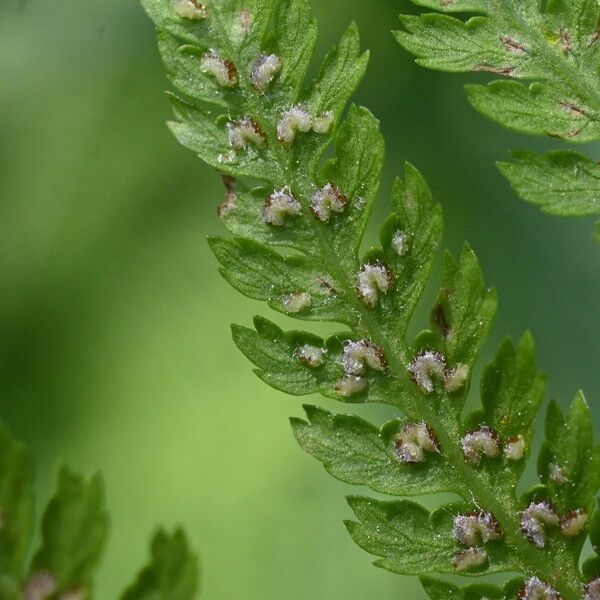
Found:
<box><xmin>396</xmin><ymin>1</ymin><xmax>600</xmax><ymax>222</ymax></box>
<box><xmin>143</xmin><ymin>2</ymin><xmax>600</xmax><ymax>599</ymax></box>
<box><xmin>0</xmin><ymin>419</ymin><xmax>199</xmax><ymax>599</ymax></box>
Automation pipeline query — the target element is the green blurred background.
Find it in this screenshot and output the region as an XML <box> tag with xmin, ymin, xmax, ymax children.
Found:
<box><xmin>1</xmin><ymin>0</ymin><xmax>600</xmax><ymax>598</ymax></box>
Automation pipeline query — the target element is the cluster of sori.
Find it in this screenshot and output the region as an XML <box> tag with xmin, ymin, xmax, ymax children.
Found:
<box><xmin>295</xmin><ymin>339</ymin><xmax>387</xmax><ymax>399</ymax></box>
<box><xmin>335</xmin><ymin>340</ymin><xmax>386</xmax><ymax>397</ymax></box>
<box><xmin>452</xmin><ymin>510</ymin><xmax>502</xmax><ymax>572</ymax></box>
<box><xmin>260</xmin><ymin>184</ymin><xmax>350</xmax><ymax>228</ymax></box>
<box><xmin>277</xmin><ymin>258</ymin><xmax>395</xmax><ymax>318</ymax></box>
<box><xmin>407</xmin><ymin>354</ymin><xmax>520</xmax><ymax>462</ymax></box>
<box><xmin>520</xmin><ymin>502</ymin><xmax>588</xmax><ymax>548</ymax></box>
<box><xmin>515</xmin><ymin>576</ymin><xmax>600</xmax><ymax>600</ymax></box>
<box><xmin>408</xmin><ymin>350</ymin><xmax>469</xmax><ymax>395</ymax></box>
<box><xmin>173</xmin><ymin>6</ymin><xmax>334</xmax><ymax>148</ymax></box>
<box><xmin>24</xmin><ymin>572</ymin><xmax>84</xmax><ymax>600</ymax></box>
<box><xmin>392</xmin><ymin>421</ymin><xmax>439</xmax><ymax>464</ymax></box>
<box><xmin>451</xmin><ymin>502</ymin><xmax>589</xmax><ymax>579</ymax></box>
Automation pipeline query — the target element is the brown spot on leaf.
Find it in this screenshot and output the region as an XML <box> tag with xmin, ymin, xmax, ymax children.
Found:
<box><xmin>560</xmin><ymin>101</ymin><xmax>587</xmax><ymax>118</ymax></box>
<box><xmin>315</xmin><ymin>276</ymin><xmax>338</xmax><ymax>294</ymax></box>
<box><xmin>240</xmin><ymin>10</ymin><xmax>251</xmax><ymax>34</ymax></box>
<box><xmin>218</xmin><ymin>175</ymin><xmax>236</xmax><ymax>218</ymax></box>
<box><xmin>473</xmin><ymin>65</ymin><xmax>515</xmax><ymax>77</ymax></box>
<box><xmin>561</xmin><ymin>29</ymin><xmax>572</xmax><ymax>53</ymax></box>
<box><xmin>501</xmin><ymin>37</ymin><xmax>527</xmax><ymax>54</ymax></box>
<box><xmin>431</xmin><ymin>303</ymin><xmax>450</xmax><ymax>337</ymax></box>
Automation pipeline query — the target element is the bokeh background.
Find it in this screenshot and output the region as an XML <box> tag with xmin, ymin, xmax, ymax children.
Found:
<box><xmin>2</xmin><ymin>0</ymin><xmax>600</xmax><ymax>598</ymax></box>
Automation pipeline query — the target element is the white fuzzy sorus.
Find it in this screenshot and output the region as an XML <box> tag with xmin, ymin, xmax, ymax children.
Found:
<box><xmin>452</xmin><ymin>547</ymin><xmax>487</xmax><ymax>572</ymax></box>
<box><xmin>392</xmin><ymin>422</ymin><xmax>439</xmax><ymax>463</ymax></box>
<box><xmin>453</xmin><ymin>510</ymin><xmax>502</xmax><ymax>546</ymax></box>
<box><xmin>250</xmin><ymin>54</ymin><xmax>282</xmax><ymax>92</ymax></box>
<box><xmin>461</xmin><ymin>426</ymin><xmax>500</xmax><ymax>464</ymax></box>
<box><xmin>444</xmin><ymin>363</ymin><xmax>469</xmax><ymax>392</ymax></box>
<box><xmin>172</xmin><ymin>0</ymin><xmax>207</xmax><ymax>19</ymax></box>
<box><xmin>520</xmin><ymin>501</ymin><xmax>560</xmax><ymax>548</ymax></box>
<box><xmin>518</xmin><ymin>577</ymin><xmax>561</xmax><ymax>600</ymax></box>
<box><xmin>297</xmin><ymin>344</ymin><xmax>326</xmax><ymax>368</ymax></box>
<box><xmin>24</xmin><ymin>572</ymin><xmax>57</xmax><ymax>600</ymax></box>
<box><xmin>334</xmin><ymin>375</ymin><xmax>367</xmax><ymax>397</ymax></box>
<box><xmin>277</xmin><ymin>106</ymin><xmax>313</xmax><ymax>143</ymax></box>
<box><xmin>310</xmin><ymin>183</ymin><xmax>348</xmax><ymax>222</ymax></box>
<box><xmin>356</xmin><ymin>262</ymin><xmax>392</xmax><ymax>308</ymax></box>
<box><xmin>312</xmin><ymin>111</ymin><xmax>334</xmax><ymax>133</ymax></box>
<box><xmin>262</xmin><ymin>188</ymin><xmax>301</xmax><ymax>225</ymax></box>
<box><xmin>550</xmin><ymin>463</ymin><xmax>569</xmax><ymax>485</ymax></box>
<box><xmin>282</xmin><ymin>292</ymin><xmax>311</xmax><ymax>314</ymax></box>
<box><xmin>200</xmin><ymin>50</ymin><xmax>238</xmax><ymax>87</ymax></box>
<box><xmin>391</xmin><ymin>230</ymin><xmax>408</xmax><ymax>256</ymax></box>
<box><xmin>585</xmin><ymin>578</ymin><xmax>600</xmax><ymax>600</ymax></box>
<box><xmin>504</xmin><ymin>434</ymin><xmax>526</xmax><ymax>461</ymax></box>
<box><xmin>561</xmin><ymin>509</ymin><xmax>588</xmax><ymax>538</ymax></box>
<box><xmin>227</xmin><ymin>118</ymin><xmax>266</xmax><ymax>149</ymax></box>
<box><xmin>342</xmin><ymin>340</ymin><xmax>386</xmax><ymax>375</ymax></box>
<box><xmin>408</xmin><ymin>350</ymin><xmax>446</xmax><ymax>394</ymax></box>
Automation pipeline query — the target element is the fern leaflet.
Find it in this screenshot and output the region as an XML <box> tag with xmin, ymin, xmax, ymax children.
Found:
<box><xmin>396</xmin><ymin>0</ymin><xmax>600</xmax><ymax>222</ymax></box>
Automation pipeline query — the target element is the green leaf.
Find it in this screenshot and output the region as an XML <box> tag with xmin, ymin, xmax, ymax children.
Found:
<box><xmin>466</xmin><ymin>81</ymin><xmax>600</xmax><ymax>143</ymax></box>
<box><xmin>498</xmin><ymin>150</ymin><xmax>600</xmax><ymax>216</ymax></box>
<box><xmin>121</xmin><ymin>529</ymin><xmax>199</xmax><ymax>600</ymax></box>
<box><xmin>346</xmin><ymin>497</ymin><xmax>517</xmax><ymax>576</ymax></box>
<box><xmin>290</xmin><ymin>23</ymin><xmax>369</xmax><ymax>173</ymax></box>
<box><xmin>142</xmin><ymin>0</ymin><xmax>210</xmax><ymax>46</ymax></box>
<box><xmin>481</xmin><ymin>333</ymin><xmax>545</xmax><ymax>465</ymax></box>
<box><xmin>210</xmin><ymin>237</ymin><xmax>354</xmax><ymax>323</ymax></box>
<box><xmin>420</xmin><ymin>576</ymin><xmax>506</xmax><ymax>600</ymax></box>
<box><xmin>396</xmin><ymin>1</ymin><xmax>600</xmax><ymax>218</ymax></box>
<box><xmin>431</xmin><ymin>245</ymin><xmax>497</xmax><ymax>369</ymax></box>
<box><xmin>219</xmin><ymin>183</ymin><xmax>316</xmax><ymax>253</ymax></box>
<box><xmin>31</xmin><ymin>467</ymin><xmax>109</xmax><ymax>593</ymax></box>
<box><xmin>273</xmin><ymin>0</ymin><xmax>317</xmax><ymax>99</ymax></box>
<box><xmin>168</xmin><ymin>96</ymin><xmax>285</xmax><ymax>184</ymax></box>
<box><xmin>304</xmin><ymin>23</ymin><xmax>368</xmax><ymax>120</ymax></box>
<box><xmin>396</xmin><ymin>14</ymin><xmax>513</xmax><ymax>74</ymax></box>
<box><xmin>291</xmin><ymin>406</ymin><xmax>458</xmax><ymax>496</ymax></box>
<box><xmin>232</xmin><ymin>317</ymin><xmax>394</xmax><ymax>404</ymax></box>
<box><xmin>231</xmin><ymin>317</ymin><xmax>332</xmax><ymax>396</ymax></box>
<box><xmin>381</xmin><ymin>163</ymin><xmax>443</xmax><ymax>335</ymax></box>
<box><xmin>538</xmin><ymin>393</ymin><xmax>600</xmax><ymax>512</ymax></box>
<box><xmin>0</xmin><ymin>421</ymin><xmax>34</xmax><ymax>578</ymax></box>
<box><xmin>157</xmin><ymin>31</ymin><xmax>233</xmax><ymax>109</ymax></box>
<box><xmin>320</xmin><ymin>105</ymin><xmax>385</xmax><ymax>270</ymax></box>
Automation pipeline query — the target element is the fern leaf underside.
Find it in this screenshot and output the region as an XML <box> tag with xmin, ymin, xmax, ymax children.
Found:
<box><xmin>143</xmin><ymin>1</ymin><xmax>600</xmax><ymax>598</ymax></box>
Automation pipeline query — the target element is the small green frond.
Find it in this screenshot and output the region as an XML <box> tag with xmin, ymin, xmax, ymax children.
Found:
<box><xmin>397</xmin><ymin>0</ymin><xmax>600</xmax><ymax>220</ymax></box>
<box><xmin>31</xmin><ymin>467</ymin><xmax>109</xmax><ymax>593</ymax></box>
<box><xmin>121</xmin><ymin>529</ymin><xmax>199</xmax><ymax>600</ymax></box>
